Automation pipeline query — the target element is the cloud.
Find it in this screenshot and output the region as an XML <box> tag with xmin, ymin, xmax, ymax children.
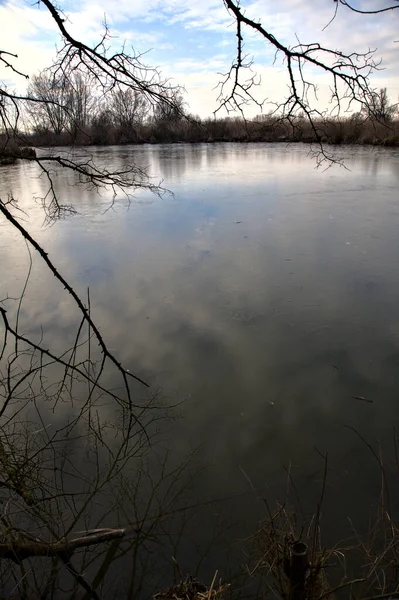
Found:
<box><xmin>0</xmin><ymin>1</ymin><xmax>60</xmax><ymax>88</ymax></box>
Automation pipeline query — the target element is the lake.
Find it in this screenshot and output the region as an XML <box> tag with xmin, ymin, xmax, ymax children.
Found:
<box><xmin>1</xmin><ymin>142</ymin><xmax>399</xmax><ymax>595</ymax></box>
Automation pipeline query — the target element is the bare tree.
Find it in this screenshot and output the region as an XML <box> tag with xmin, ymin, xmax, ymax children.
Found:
<box><xmin>26</xmin><ymin>72</ymin><xmax>70</xmax><ymax>135</ymax></box>
<box><xmin>109</xmin><ymin>87</ymin><xmax>148</xmax><ymax>142</ymax></box>
<box><xmin>153</xmin><ymin>90</ymin><xmax>186</xmax><ymax>124</ymax></box>
<box><xmin>26</xmin><ymin>71</ymin><xmax>94</xmax><ymax>140</ymax></box>
<box><xmin>65</xmin><ymin>72</ymin><xmax>95</xmax><ymax>141</ymax></box>
<box><xmin>362</xmin><ymin>87</ymin><xmax>398</xmax><ymax>124</ymax></box>
<box><xmin>91</xmin><ymin>107</ymin><xmax>116</xmax><ymax>145</ymax></box>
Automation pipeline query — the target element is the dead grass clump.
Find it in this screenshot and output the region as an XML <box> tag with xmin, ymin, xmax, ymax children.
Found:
<box><xmin>153</xmin><ymin>574</ymin><xmax>229</xmax><ymax>600</ymax></box>
<box><xmin>247</xmin><ymin>504</ymin><xmax>334</xmax><ymax>600</ymax></box>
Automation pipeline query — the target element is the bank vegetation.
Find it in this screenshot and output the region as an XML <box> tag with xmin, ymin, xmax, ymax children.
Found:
<box><xmin>1</xmin><ymin>73</ymin><xmax>399</xmax><ymax>159</ymax></box>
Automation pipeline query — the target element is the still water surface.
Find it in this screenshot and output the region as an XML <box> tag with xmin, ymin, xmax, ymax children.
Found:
<box><xmin>2</xmin><ymin>142</ymin><xmax>399</xmax><ymax>587</ymax></box>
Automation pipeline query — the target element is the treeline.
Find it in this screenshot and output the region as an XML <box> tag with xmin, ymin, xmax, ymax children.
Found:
<box><xmin>12</xmin><ymin>72</ymin><xmax>399</xmax><ymax>147</ymax></box>
<box><xmin>28</xmin><ymin>113</ymin><xmax>399</xmax><ymax>148</ymax></box>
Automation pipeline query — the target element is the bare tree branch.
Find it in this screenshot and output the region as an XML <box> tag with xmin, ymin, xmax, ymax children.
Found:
<box><xmin>0</xmin><ymin>198</ymin><xmax>147</xmax><ymax>391</ymax></box>
<box><xmin>339</xmin><ymin>0</ymin><xmax>399</xmax><ymax>15</ymax></box>
<box><xmin>216</xmin><ymin>0</ymin><xmax>392</xmax><ymax>164</ymax></box>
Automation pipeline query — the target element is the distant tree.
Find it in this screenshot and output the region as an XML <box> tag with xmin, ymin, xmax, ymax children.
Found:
<box><xmin>26</xmin><ymin>72</ymin><xmax>69</xmax><ymax>134</ymax></box>
<box><xmin>90</xmin><ymin>107</ymin><xmax>115</xmax><ymax>145</ymax></box>
<box><xmin>362</xmin><ymin>87</ymin><xmax>398</xmax><ymax>123</ymax></box>
<box><xmin>153</xmin><ymin>90</ymin><xmax>185</xmax><ymax>124</ymax></box>
<box><xmin>27</xmin><ymin>71</ymin><xmax>94</xmax><ymax>139</ymax></box>
<box><xmin>109</xmin><ymin>87</ymin><xmax>148</xmax><ymax>142</ymax></box>
<box><xmin>65</xmin><ymin>72</ymin><xmax>94</xmax><ymax>141</ymax></box>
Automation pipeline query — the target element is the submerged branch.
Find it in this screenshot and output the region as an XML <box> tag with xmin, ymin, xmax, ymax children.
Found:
<box><xmin>0</xmin><ymin>527</ymin><xmax>129</xmax><ymax>562</ymax></box>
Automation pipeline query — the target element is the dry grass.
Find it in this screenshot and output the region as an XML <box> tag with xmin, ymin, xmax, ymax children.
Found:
<box><xmin>244</xmin><ymin>438</ymin><xmax>399</xmax><ymax>600</ymax></box>
<box><xmin>246</xmin><ymin>504</ymin><xmax>333</xmax><ymax>600</ymax></box>
<box><xmin>153</xmin><ymin>573</ymin><xmax>229</xmax><ymax>600</ymax></box>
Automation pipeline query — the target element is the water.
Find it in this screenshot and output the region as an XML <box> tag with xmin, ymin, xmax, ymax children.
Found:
<box><xmin>2</xmin><ymin>142</ymin><xmax>399</xmax><ymax>593</ymax></box>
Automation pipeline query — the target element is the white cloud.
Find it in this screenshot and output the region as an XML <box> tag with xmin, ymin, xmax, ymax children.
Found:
<box><xmin>0</xmin><ymin>1</ymin><xmax>60</xmax><ymax>89</ymax></box>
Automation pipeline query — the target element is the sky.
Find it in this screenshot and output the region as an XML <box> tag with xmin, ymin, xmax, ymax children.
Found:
<box><xmin>0</xmin><ymin>0</ymin><xmax>398</xmax><ymax>118</ymax></box>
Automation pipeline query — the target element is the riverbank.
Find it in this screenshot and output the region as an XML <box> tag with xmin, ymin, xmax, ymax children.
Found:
<box><xmin>0</xmin><ymin>145</ymin><xmax>36</xmax><ymax>165</ymax></box>
<box><xmin>15</xmin><ymin>115</ymin><xmax>399</xmax><ymax>148</ymax></box>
